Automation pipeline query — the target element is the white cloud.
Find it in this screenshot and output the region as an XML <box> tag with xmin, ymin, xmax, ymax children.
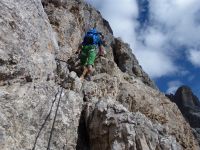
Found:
<box><xmin>187</xmin><ymin>49</ymin><xmax>200</xmax><ymax>67</ymax></box>
<box><xmin>150</xmin><ymin>0</ymin><xmax>200</xmax><ymax>48</ymax></box>
<box><xmin>135</xmin><ymin>47</ymin><xmax>176</xmax><ymax>78</ymax></box>
<box><xmin>85</xmin><ymin>0</ymin><xmax>200</xmax><ymax>78</ymax></box>
<box><xmin>166</xmin><ymin>80</ymin><xmax>182</xmax><ymax>94</ymax></box>
<box><xmin>143</xmin><ymin>28</ymin><xmax>167</xmax><ymax>50</ymax></box>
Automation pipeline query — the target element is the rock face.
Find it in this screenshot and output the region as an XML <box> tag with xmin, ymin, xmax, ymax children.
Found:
<box><xmin>166</xmin><ymin>86</ymin><xmax>200</xmax><ymax>145</ymax></box>
<box><xmin>112</xmin><ymin>38</ymin><xmax>157</xmax><ymax>89</ymax></box>
<box><xmin>86</xmin><ymin>99</ymin><xmax>183</xmax><ymax>150</ymax></box>
<box><xmin>0</xmin><ymin>0</ymin><xmax>82</xmax><ymax>149</ymax></box>
<box><xmin>0</xmin><ymin>0</ymin><xmax>199</xmax><ymax>150</ymax></box>
<box><xmin>79</xmin><ymin>74</ymin><xmax>199</xmax><ymax>150</ymax></box>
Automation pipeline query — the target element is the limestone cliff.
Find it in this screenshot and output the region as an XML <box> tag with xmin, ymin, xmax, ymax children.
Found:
<box><xmin>166</xmin><ymin>86</ymin><xmax>200</xmax><ymax>145</ymax></box>
<box><xmin>0</xmin><ymin>0</ymin><xmax>199</xmax><ymax>150</ymax></box>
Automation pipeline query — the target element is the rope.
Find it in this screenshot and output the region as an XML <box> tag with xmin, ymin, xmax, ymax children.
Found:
<box><xmin>32</xmin><ymin>59</ymin><xmax>68</xmax><ymax>150</ymax></box>
<box><xmin>46</xmin><ymin>61</ymin><xmax>68</xmax><ymax>150</ymax></box>
<box><xmin>47</xmin><ymin>86</ymin><xmax>63</xmax><ymax>150</ymax></box>
<box><xmin>32</xmin><ymin>89</ymin><xmax>60</xmax><ymax>150</ymax></box>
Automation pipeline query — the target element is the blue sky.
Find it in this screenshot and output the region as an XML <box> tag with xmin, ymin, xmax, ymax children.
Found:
<box><xmin>85</xmin><ymin>0</ymin><xmax>200</xmax><ymax>98</ymax></box>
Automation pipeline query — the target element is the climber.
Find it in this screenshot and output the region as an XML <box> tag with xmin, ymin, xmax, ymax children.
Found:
<box><xmin>77</xmin><ymin>28</ymin><xmax>104</xmax><ymax>81</ymax></box>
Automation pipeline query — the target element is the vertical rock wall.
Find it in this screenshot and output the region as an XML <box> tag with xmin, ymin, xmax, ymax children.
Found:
<box><xmin>0</xmin><ymin>0</ymin><xmax>82</xmax><ymax>149</ymax></box>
